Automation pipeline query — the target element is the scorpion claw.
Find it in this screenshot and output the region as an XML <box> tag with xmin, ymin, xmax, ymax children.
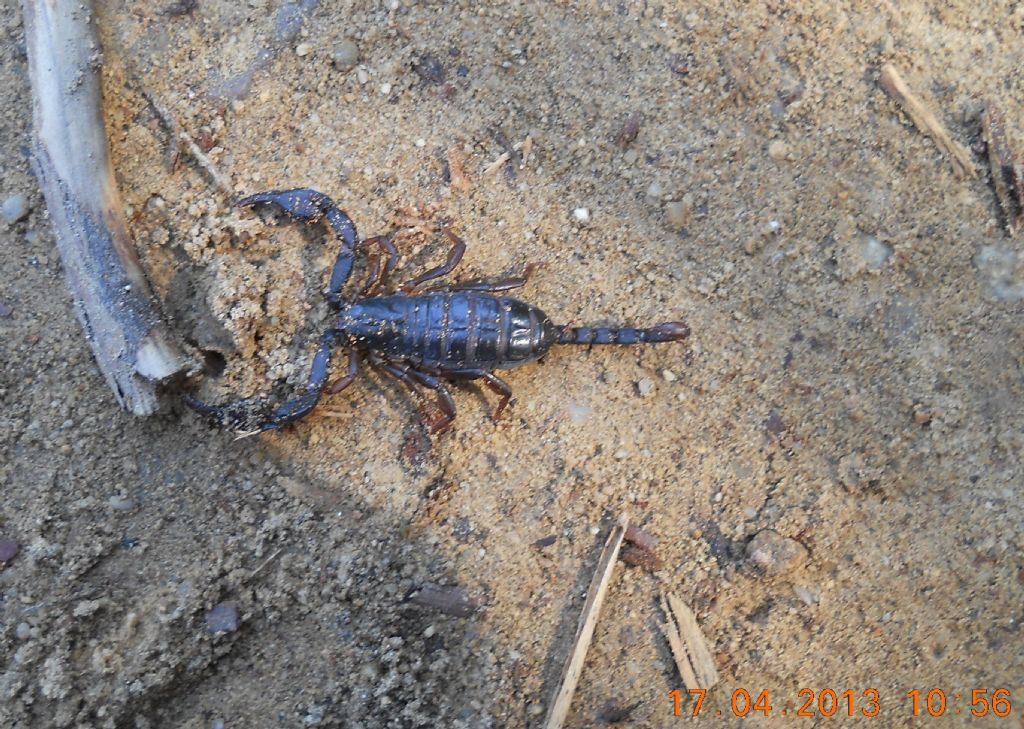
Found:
<box><xmin>182</xmin><ymin>391</ymin><xmax>281</xmax><ymax>434</ymax></box>
<box><xmin>236</xmin><ymin>188</ymin><xmax>331</xmax><ymax>222</ymax></box>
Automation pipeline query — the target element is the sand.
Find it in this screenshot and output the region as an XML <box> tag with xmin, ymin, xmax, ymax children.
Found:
<box><xmin>1</xmin><ymin>1</ymin><xmax>1021</xmax><ymax>727</ymax></box>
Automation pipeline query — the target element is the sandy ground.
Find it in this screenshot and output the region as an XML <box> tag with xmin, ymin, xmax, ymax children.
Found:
<box><xmin>2</xmin><ymin>1</ymin><xmax>1023</xmax><ymax>727</ymax></box>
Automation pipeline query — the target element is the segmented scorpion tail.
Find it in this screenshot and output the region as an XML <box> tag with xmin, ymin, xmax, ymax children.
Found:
<box><xmin>556</xmin><ymin>321</ymin><xmax>690</xmax><ymax>345</ymax></box>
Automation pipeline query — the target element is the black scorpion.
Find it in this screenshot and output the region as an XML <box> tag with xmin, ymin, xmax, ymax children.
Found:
<box><xmin>184</xmin><ymin>188</ymin><xmax>690</xmax><ymax>434</ymax></box>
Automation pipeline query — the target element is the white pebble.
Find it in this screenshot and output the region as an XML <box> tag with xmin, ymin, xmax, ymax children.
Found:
<box><xmin>331</xmin><ymin>39</ymin><xmax>359</xmax><ymax>71</ymax></box>
<box><xmin>767</xmin><ymin>139</ymin><xmax>789</xmax><ymax>160</ymax></box>
<box><xmin>862</xmin><ymin>236</ymin><xmax>892</xmax><ymax>271</ymax></box>
<box><xmin>295</xmin><ymin>42</ymin><xmax>312</xmax><ymax>57</ymax></box>
<box><xmin>380</xmin><ymin>82</ymin><xmax>392</xmax><ymax>95</ymax></box>
<box><xmin>665</xmin><ymin>199</ymin><xmax>691</xmax><ymax>228</ymax></box>
<box><xmin>2</xmin><ymin>194</ymin><xmax>29</xmax><ymax>223</ymax></box>
<box><xmin>109</xmin><ymin>496</ymin><xmax>135</xmax><ymax>511</ymax></box>
<box><xmin>573</xmin><ymin>207</ymin><xmax>590</xmax><ymax>222</ymax></box>
<box><xmin>414</xmin><ymin>138</ymin><xmax>426</xmax><ymax>148</ymax></box>
<box><xmin>637</xmin><ymin>377</ymin><xmax>654</xmax><ymax>396</ymax></box>
<box><xmin>356</xmin><ymin>67</ymin><xmax>369</xmax><ymax>85</ymax></box>
<box><xmin>661</xmin><ymin>368</ymin><xmax>677</xmax><ymax>382</ymax></box>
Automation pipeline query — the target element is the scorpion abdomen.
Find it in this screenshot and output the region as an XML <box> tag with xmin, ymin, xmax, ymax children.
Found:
<box><xmin>337</xmin><ymin>292</ymin><xmax>559</xmax><ymax>371</ymax></box>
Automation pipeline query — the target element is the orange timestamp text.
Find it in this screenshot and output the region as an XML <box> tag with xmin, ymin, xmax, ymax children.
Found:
<box><xmin>669</xmin><ymin>687</ymin><xmax>1013</xmax><ymax>718</ymax></box>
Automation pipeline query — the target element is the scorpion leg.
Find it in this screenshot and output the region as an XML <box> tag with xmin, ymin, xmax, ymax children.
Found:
<box><xmin>360</xmin><ymin>255</ymin><xmax>383</xmax><ymax>297</ymax></box>
<box><xmin>443</xmin><ymin>262</ymin><xmax>543</xmax><ymax>293</ymax></box>
<box><xmin>399</xmin><ymin>228</ymin><xmax>465</xmax><ymax>292</ymax></box>
<box><xmin>184</xmin><ymin>331</ymin><xmax>339</xmax><ymax>433</ymax></box>
<box><xmin>359</xmin><ymin>234</ymin><xmax>400</xmax><ymax>296</ymax></box>
<box><xmin>368</xmin><ymin>354</ymin><xmax>457</xmax><ymax>434</ymax></box>
<box><xmin>443</xmin><ymin>369</ymin><xmax>513</xmax><ymax>420</ymax></box>
<box><xmin>328</xmin><ymin>348</ymin><xmax>360</xmax><ymax>394</ymax></box>
<box><xmin>238</xmin><ymin>188</ymin><xmax>359</xmax><ymax>306</ymax></box>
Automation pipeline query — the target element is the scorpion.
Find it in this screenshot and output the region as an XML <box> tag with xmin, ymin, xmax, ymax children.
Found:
<box><xmin>183</xmin><ymin>188</ymin><xmax>690</xmax><ymax>435</ymax></box>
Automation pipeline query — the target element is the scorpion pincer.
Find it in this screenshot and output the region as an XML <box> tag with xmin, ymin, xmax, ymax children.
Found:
<box><xmin>183</xmin><ymin>188</ymin><xmax>689</xmax><ymax>435</ymax></box>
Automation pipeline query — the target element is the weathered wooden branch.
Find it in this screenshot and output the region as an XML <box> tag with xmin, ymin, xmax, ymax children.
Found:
<box><xmin>23</xmin><ymin>0</ymin><xmax>185</xmax><ymax>415</ymax></box>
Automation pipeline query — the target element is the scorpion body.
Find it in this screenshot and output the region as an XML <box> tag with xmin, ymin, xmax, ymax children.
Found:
<box><xmin>184</xmin><ymin>188</ymin><xmax>689</xmax><ymax>434</ymax></box>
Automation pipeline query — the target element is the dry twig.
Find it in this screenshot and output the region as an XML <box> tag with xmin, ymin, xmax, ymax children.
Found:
<box><xmin>542</xmin><ymin>517</ymin><xmax>627</xmax><ymax>729</ymax></box>
<box><xmin>142</xmin><ymin>92</ymin><xmax>234</xmax><ymax>194</ymax></box>
<box><xmin>878</xmin><ymin>63</ymin><xmax>976</xmax><ymax>179</ymax></box>
<box><xmin>982</xmin><ymin>103</ymin><xmax>1024</xmax><ymax>237</ymax></box>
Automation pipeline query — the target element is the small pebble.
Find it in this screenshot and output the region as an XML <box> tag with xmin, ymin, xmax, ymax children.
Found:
<box><xmin>15</xmin><ymin>622</ymin><xmax>32</xmax><ymax>640</ymax></box>
<box><xmin>664</xmin><ymin>199</ymin><xmax>691</xmax><ymax>228</ymax></box>
<box><xmin>622</xmin><ymin>148</ymin><xmax>638</xmax><ymax>164</ymax></box>
<box><xmin>331</xmin><ymin>38</ymin><xmax>359</xmax><ymax>71</ymax></box>
<box><xmin>862</xmin><ymin>236</ymin><xmax>893</xmax><ymax>271</ymax></box>
<box><xmin>661</xmin><ymin>368</ymin><xmax>677</xmax><ymax>382</ymax></box>
<box><xmin>573</xmin><ymin>207</ymin><xmax>590</xmax><ymax>223</ymax></box>
<box><xmin>2</xmin><ymin>194</ymin><xmax>29</xmax><ymax>224</ymax></box>
<box><xmin>746</xmin><ymin>529</ymin><xmax>809</xmax><ymax>575</ymax></box>
<box><xmin>295</xmin><ymin>42</ymin><xmax>312</xmax><ymax>57</ymax></box>
<box><xmin>793</xmin><ymin>585</ymin><xmax>816</xmax><ymax>605</ymax></box>
<box><xmin>0</xmin><ymin>301</ymin><xmax>12</xmax><ymax>318</ymax></box>
<box><xmin>567</xmin><ymin>400</ymin><xmax>592</xmax><ymax>424</ymax></box>
<box><xmin>108</xmin><ymin>496</ymin><xmax>135</xmax><ymax>511</ymax></box>
<box><xmin>637</xmin><ymin>377</ymin><xmax>654</xmax><ymax>396</ymax></box>
<box><xmin>379</xmin><ymin>82</ymin><xmax>392</xmax><ymax>95</ymax></box>
<box><xmin>356</xmin><ymin>67</ymin><xmax>369</xmax><ymax>85</ymax></box>
<box><xmin>767</xmin><ymin>139</ymin><xmax>789</xmax><ymax>160</ymax></box>
<box><xmin>206</xmin><ymin>602</ymin><xmax>239</xmax><ymax>634</ymax></box>
<box><xmin>413</xmin><ymin>54</ymin><xmax>445</xmax><ymax>84</ymax></box>
<box><xmin>645</xmin><ymin>181</ymin><xmax>663</xmax><ymax>204</ymax></box>
<box><xmin>0</xmin><ymin>539</ymin><xmax>19</xmax><ymax>563</ymax></box>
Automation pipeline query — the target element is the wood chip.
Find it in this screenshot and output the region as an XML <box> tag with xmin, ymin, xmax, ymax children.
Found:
<box><xmin>878</xmin><ymin>64</ymin><xmax>976</xmax><ymax>179</ymax></box>
<box><xmin>446</xmin><ymin>147</ymin><xmax>471</xmax><ymax>192</ymax></box>
<box><xmin>620</xmin><ymin>543</ymin><xmax>662</xmax><ymax>571</ymax></box>
<box><xmin>624</xmin><ymin>524</ymin><xmax>659</xmax><ymax>551</ymax></box>
<box><xmin>482</xmin><ymin>151</ymin><xmax>510</xmax><ymax>177</ymax></box>
<box><xmin>659</xmin><ymin>591</ymin><xmax>718</xmax><ymax>691</ymax></box>
<box><xmin>982</xmin><ymin>103</ymin><xmax>1024</xmax><ymax>237</ymax></box>
<box><xmin>615</xmin><ymin>112</ymin><xmax>642</xmax><ymax>150</ymax></box>
<box><xmin>483</xmin><ymin>136</ymin><xmax>532</xmax><ymax>176</ymax></box>
<box><xmin>542</xmin><ymin>518</ymin><xmax>628</xmax><ymax>729</ymax></box>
